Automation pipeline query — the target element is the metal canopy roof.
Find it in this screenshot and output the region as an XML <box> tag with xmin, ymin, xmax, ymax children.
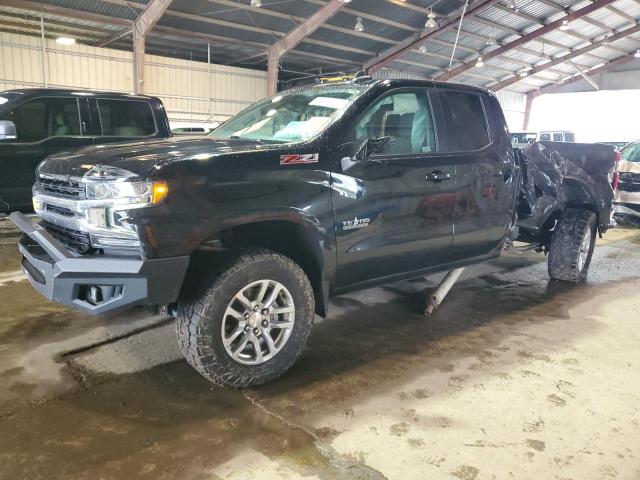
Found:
<box><xmin>1</xmin><ymin>0</ymin><xmax>640</xmax><ymax>94</ymax></box>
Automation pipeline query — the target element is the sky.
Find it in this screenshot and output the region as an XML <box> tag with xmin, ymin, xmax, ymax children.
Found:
<box><xmin>528</xmin><ymin>89</ymin><xmax>640</xmax><ymax>143</ymax></box>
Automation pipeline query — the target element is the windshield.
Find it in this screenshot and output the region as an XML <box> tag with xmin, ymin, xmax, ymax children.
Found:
<box><xmin>621</xmin><ymin>142</ymin><xmax>640</xmax><ymax>163</ymax></box>
<box><xmin>210</xmin><ymin>86</ymin><xmax>364</xmax><ymax>143</ymax></box>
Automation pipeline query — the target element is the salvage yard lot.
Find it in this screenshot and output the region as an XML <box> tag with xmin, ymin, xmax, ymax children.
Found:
<box><xmin>0</xmin><ymin>218</ymin><xmax>639</xmax><ymax>480</ymax></box>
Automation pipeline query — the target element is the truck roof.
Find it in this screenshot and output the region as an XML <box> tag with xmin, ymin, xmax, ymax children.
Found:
<box><xmin>289</xmin><ymin>78</ymin><xmax>492</xmax><ymax>96</ymax></box>
<box><xmin>0</xmin><ymin>88</ymin><xmax>157</xmax><ymax>101</ymax></box>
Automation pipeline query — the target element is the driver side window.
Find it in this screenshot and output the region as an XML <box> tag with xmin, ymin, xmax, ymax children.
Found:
<box><xmin>0</xmin><ymin>97</ymin><xmax>80</xmax><ymax>143</ymax></box>
<box><xmin>351</xmin><ymin>89</ymin><xmax>436</xmax><ymax>155</ymax></box>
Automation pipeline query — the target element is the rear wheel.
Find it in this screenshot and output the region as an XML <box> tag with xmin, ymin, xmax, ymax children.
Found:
<box><xmin>176</xmin><ymin>250</ymin><xmax>314</xmax><ymax>388</ymax></box>
<box><xmin>548</xmin><ymin>208</ymin><xmax>597</xmax><ymax>283</ymax></box>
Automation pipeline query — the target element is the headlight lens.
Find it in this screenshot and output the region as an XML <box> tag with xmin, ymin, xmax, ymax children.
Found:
<box><xmin>85</xmin><ymin>180</ymin><xmax>153</xmax><ymax>203</ymax></box>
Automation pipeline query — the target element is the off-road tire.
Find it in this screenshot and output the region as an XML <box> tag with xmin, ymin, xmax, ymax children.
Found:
<box><xmin>548</xmin><ymin>208</ymin><xmax>597</xmax><ymax>283</ymax></box>
<box><xmin>176</xmin><ymin>249</ymin><xmax>314</xmax><ymax>388</ymax></box>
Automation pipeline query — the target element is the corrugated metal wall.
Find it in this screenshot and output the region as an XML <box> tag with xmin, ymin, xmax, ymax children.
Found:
<box><xmin>494</xmin><ymin>90</ymin><xmax>527</xmax><ymax>132</ymax></box>
<box><xmin>0</xmin><ymin>32</ymin><xmax>267</xmax><ymax>125</ymax></box>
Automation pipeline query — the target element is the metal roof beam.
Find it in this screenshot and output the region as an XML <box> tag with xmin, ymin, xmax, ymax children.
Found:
<box><xmin>488</xmin><ymin>23</ymin><xmax>640</xmax><ymax>91</ymax></box>
<box><xmin>531</xmin><ymin>52</ymin><xmax>638</xmax><ymax>96</ymax></box>
<box><xmin>134</xmin><ymin>0</ymin><xmax>172</xmax><ymax>38</ymax></box>
<box><xmin>98</xmin><ymin>0</ymin><xmax>372</xmax><ymax>61</ymax></box>
<box><xmin>266</xmin><ymin>0</ymin><xmax>346</xmax><ymax>94</ymax></box>
<box><xmin>364</xmin><ymin>0</ymin><xmax>502</xmax><ymax>74</ymax></box>
<box><xmin>606</xmin><ymin>5</ymin><xmax>637</xmax><ymax>23</ymax></box>
<box><xmin>2</xmin><ymin>0</ymin><xmax>132</xmax><ymax>27</ymax></box>
<box><xmin>97</xmin><ymin>28</ymin><xmax>133</xmax><ymax>48</ymax></box>
<box><xmin>437</xmin><ymin>0</ymin><xmax>617</xmax><ymax>82</ymax></box>
<box><xmin>567</xmin><ymin>60</ymin><xmax>600</xmax><ymax>90</ymax></box>
<box><xmin>202</xmin><ymin>0</ymin><xmax>397</xmax><ymax>46</ymax></box>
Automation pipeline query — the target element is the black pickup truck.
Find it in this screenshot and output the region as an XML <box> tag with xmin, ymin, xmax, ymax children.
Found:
<box><xmin>10</xmin><ymin>79</ymin><xmax>616</xmax><ymax>387</ymax></box>
<box><xmin>0</xmin><ymin>88</ymin><xmax>171</xmax><ymax>213</ymax></box>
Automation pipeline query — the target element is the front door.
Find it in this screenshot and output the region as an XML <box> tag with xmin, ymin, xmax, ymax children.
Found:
<box><xmin>332</xmin><ymin>88</ymin><xmax>455</xmax><ymax>288</ymax></box>
<box><xmin>0</xmin><ymin>96</ymin><xmax>91</xmax><ymax>212</ymax></box>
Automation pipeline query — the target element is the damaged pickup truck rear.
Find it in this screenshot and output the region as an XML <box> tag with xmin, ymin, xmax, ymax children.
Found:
<box><xmin>9</xmin><ymin>79</ymin><xmax>617</xmax><ymax>387</ymax></box>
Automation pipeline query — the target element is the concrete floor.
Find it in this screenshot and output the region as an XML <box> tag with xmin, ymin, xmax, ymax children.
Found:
<box><xmin>0</xmin><ymin>217</ymin><xmax>639</xmax><ymax>480</ymax></box>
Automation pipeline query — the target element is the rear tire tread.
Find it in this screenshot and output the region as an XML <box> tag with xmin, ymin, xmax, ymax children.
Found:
<box><xmin>548</xmin><ymin>208</ymin><xmax>596</xmax><ymax>283</ymax></box>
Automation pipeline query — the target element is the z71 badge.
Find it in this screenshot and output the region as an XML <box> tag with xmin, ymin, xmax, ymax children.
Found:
<box><xmin>280</xmin><ymin>153</ymin><xmax>319</xmax><ymax>165</ymax></box>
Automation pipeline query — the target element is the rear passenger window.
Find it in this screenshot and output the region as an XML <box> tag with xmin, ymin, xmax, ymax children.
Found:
<box><xmin>539</xmin><ymin>133</ymin><xmax>551</xmax><ymax>141</ymax></box>
<box><xmin>553</xmin><ymin>132</ymin><xmax>563</xmax><ymax>142</ymax></box>
<box><xmin>350</xmin><ymin>89</ymin><xmax>436</xmax><ymax>155</ymax></box>
<box><xmin>436</xmin><ymin>91</ymin><xmax>490</xmax><ymax>152</ymax></box>
<box><xmin>97</xmin><ymin>99</ymin><xmax>155</xmax><ymax>137</ymax></box>
<box><xmin>1</xmin><ymin>97</ymin><xmax>80</xmax><ymax>142</ymax></box>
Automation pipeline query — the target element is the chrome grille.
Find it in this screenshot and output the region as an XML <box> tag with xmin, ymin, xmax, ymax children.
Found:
<box><xmin>44</xmin><ymin>203</ymin><xmax>75</xmax><ymax>217</ymax></box>
<box><xmin>619</xmin><ymin>172</ymin><xmax>640</xmax><ymax>193</ymax></box>
<box><xmin>41</xmin><ymin>220</ymin><xmax>93</xmax><ymax>254</ymax></box>
<box><xmin>37</xmin><ymin>175</ymin><xmax>86</xmax><ymax>199</ymax></box>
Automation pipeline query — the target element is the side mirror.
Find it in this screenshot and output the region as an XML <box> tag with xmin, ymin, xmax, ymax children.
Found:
<box><xmin>341</xmin><ymin>136</ymin><xmax>391</xmax><ymax>171</ymax></box>
<box><xmin>355</xmin><ymin>136</ymin><xmax>390</xmax><ymax>161</ymax></box>
<box><xmin>0</xmin><ymin>120</ymin><xmax>17</xmax><ymax>141</ymax></box>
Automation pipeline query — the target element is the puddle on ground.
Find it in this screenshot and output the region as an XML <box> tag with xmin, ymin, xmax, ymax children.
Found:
<box><xmin>0</xmin><ymin>361</ymin><xmax>380</xmax><ymax>480</ymax></box>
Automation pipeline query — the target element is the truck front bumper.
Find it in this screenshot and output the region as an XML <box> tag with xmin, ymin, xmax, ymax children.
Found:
<box><xmin>9</xmin><ymin>212</ymin><xmax>190</xmax><ymax>315</ymax></box>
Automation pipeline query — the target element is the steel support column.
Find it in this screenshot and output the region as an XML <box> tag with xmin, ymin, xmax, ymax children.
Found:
<box><xmin>523</xmin><ymin>93</ymin><xmax>535</xmax><ymax>131</ymax></box>
<box><xmin>266</xmin><ymin>0</ymin><xmax>346</xmax><ymax>95</ymax></box>
<box><xmin>39</xmin><ymin>15</ymin><xmax>48</xmax><ymax>87</ymax></box>
<box><xmin>267</xmin><ymin>51</ymin><xmax>279</xmax><ymax>96</ymax></box>
<box><xmin>132</xmin><ymin>0</ymin><xmax>172</xmax><ymax>94</ymax></box>
<box><xmin>132</xmin><ymin>28</ymin><xmax>145</xmax><ymax>94</ymax></box>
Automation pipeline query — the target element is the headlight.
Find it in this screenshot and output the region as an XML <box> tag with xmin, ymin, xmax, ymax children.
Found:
<box><xmin>82</xmin><ymin>164</ymin><xmax>169</xmax><ymax>208</ymax></box>
<box><xmin>86</xmin><ymin>180</ymin><xmax>153</xmax><ymax>203</ymax></box>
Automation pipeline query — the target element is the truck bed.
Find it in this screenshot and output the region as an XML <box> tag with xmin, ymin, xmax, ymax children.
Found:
<box><xmin>516</xmin><ymin>141</ymin><xmax>616</xmax><ymax>238</ymax></box>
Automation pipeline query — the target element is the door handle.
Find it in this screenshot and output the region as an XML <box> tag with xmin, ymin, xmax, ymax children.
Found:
<box><xmin>493</xmin><ymin>169</ymin><xmax>504</xmax><ymax>177</ymax></box>
<box><xmin>426</xmin><ymin>170</ymin><xmax>451</xmax><ymax>183</ymax></box>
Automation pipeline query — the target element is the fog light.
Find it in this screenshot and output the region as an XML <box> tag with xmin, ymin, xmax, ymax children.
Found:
<box><xmin>88</xmin><ymin>285</ymin><xmax>102</xmax><ymax>305</ymax></box>
<box><xmin>32</xmin><ymin>197</ymin><xmax>43</xmax><ymax>212</ymax></box>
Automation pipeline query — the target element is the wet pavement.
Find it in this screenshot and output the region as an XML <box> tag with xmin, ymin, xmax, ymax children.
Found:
<box><xmin>0</xmin><ymin>216</ymin><xmax>639</xmax><ymax>480</ymax></box>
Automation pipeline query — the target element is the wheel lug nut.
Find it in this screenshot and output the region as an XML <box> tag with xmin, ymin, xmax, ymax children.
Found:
<box><xmin>243</xmin><ymin>313</ymin><xmax>250</xmax><ymax>319</ymax></box>
<box><xmin>261</xmin><ymin>308</ymin><xmax>269</xmax><ymax>315</ymax></box>
<box><xmin>261</xmin><ymin>320</ymin><xmax>269</xmax><ymax>327</ymax></box>
<box><xmin>253</xmin><ymin>306</ymin><xmax>259</xmax><ymax>312</ymax></box>
<box><xmin>253</xmin><ymin>328</ymin><xmax>260</xmax><ymax>335</ymax></box>
<box><xmin>243</xmin><ymin>325</ymin><xmax>250</xmax><ymax>332</ymax></box>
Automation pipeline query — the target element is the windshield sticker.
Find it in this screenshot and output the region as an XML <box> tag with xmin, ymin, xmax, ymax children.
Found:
<box><xmin>280</xmin><ymin>153</ymin><xmax>319</xmax><ymax>165</ymax></box>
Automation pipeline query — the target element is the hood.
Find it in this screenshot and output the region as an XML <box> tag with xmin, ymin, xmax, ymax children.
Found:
<box><xmin>37</xmin><ymin>136</ymin><xmax>274</xmax><ymax>178</ymax></box>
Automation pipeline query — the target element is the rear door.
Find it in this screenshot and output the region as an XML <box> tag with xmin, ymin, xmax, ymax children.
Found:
<box><xmin>332</xmin><ymin>87</ymin><xmax>455</xmax><ymax>288</ymax></box>
<box><xmin>92</xmin><ymin>98</ymin><xmax>158</xmax><ymax>144</ymax></box>
<box><xmin>0</xmin><ymin>96</ymin><xmax>91</xmax><ymax>211</ymax></box>
<box><xmin>431</xmin><ymin>89</ymin><xmax>517</xmax><ymax>261</ymax></box>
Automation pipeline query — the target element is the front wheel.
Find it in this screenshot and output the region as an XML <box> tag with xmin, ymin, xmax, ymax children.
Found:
<box><xmin>176</xmin><ymin>250</ymin><xmax>315</xmax><ymax>388</ymax></box>
<box><xmin>548</xmin><ymin>208</ymin><xmax>597</xmax><ymax>283</ymax></box>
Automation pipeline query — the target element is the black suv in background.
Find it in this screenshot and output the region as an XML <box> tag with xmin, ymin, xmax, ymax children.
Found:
<box><xmin>0</xmin><ymin>89</ymin><xmax>170</xmax><ymax>213</ymax></box>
